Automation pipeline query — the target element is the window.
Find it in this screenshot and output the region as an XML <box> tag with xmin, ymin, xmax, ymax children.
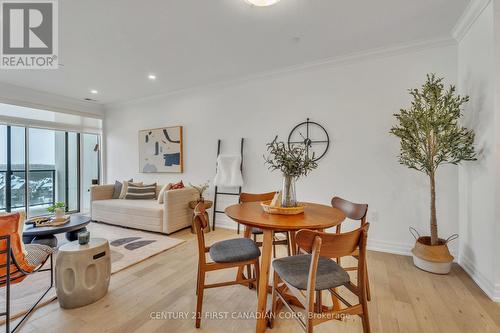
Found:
<box><xmin>0</xmin><ymin>125</ymin><xmax>5</xmax><ymax>211</ymax></box>
<box><xmin>67</xmin><ymin>132</ymin><xmax>80</xmax><ymax>212</ymax></box>
<box><xmin>28</xmin><ymin>128</ymin><xmax>65</xmax><ymax>216</ymax></box>
<box><xmin>11</xmin><ymin>126</ymin><xmax>26</xmax><ymax>214</ymax></box>
<box><xmin>0</xmin><ymin>125</ymin><xmax>27</xmax><ymax>214</ymax></box>
<box><xmin>0</xmin><ymin>103</ymin><xmax>102</xmax><ymax>216</ymax></box>
<box><xmin>82</xmin><ymin>133</ymin><xmax>100</xmax><ymax>213</ymax></box>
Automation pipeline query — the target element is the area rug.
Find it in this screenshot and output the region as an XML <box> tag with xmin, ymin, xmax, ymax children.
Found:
<box><xmin>0</xmin><ymin>221</ymin><xmax>185</xmax><ymax>324</ymax></box>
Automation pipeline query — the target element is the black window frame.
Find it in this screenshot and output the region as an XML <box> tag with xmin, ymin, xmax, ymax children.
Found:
<box><xmin>1</xmin><ymin>125</ymin><xmax>83</xmax><ymax>216</ymax></box>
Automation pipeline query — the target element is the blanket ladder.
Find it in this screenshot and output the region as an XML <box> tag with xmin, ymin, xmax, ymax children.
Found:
<box><xmin>212</xmin><ymin>138</ymin><xmax>244</xmax><ymax>232</ymax></box>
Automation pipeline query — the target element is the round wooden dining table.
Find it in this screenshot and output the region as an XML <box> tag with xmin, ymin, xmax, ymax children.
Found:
<box><xmin>225</xmin><ymin>201</ymin><xmax>346</xmax><ymax>333</ymax></box>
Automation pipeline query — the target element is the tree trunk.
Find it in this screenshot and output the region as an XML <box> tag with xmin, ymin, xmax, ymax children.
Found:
<box><xmin>430</xmin><ymin>172</ymin><xmax>438</xmax><ymax>245</ymax></box>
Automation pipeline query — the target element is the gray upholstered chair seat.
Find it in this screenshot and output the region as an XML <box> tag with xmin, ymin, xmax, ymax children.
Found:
<box><xmin>209</xmin><ymin>238</ymin><xmax>261</xmax><ymax>263</ymax></box>
<box><xmin>272</xmin><ymin>254</ymin><xmax>350</xmax><ymax>290</ymax></box>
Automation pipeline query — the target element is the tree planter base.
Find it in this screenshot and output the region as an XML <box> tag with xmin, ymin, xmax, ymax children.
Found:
<box><xmin>411</xmin><ymin>236</ymin><xmax>454</xmax><ymax>275</ymax></box>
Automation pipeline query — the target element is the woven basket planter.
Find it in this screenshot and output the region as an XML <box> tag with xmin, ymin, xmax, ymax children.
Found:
<box><xmin>410</xmin><ymin>228</ymin><xmax>457</xmax><ymax>275</ymax></box>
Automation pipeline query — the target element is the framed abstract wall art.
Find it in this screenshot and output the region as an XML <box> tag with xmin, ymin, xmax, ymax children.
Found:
<box><xmin>139</xmin><ymin>126</ymin><xmax>183</xmax><ymax>173</ymax></box>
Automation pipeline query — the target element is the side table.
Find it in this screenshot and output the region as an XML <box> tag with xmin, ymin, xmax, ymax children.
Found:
<box><xmin>188</xmin><ymin>200</ymin><xmax>212</xmax><ymax>234</ymax></box>
<box><xmin>55</xmin><ymin>238</ymin><xmax>111</xmax><ymax>309</ymax></box>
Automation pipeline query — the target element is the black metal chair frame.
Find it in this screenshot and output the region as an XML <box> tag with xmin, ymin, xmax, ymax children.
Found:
<box><xmin>0</xmin><ymin>235</ymin><xmax>53</xmax><ymax>333</ymax></box>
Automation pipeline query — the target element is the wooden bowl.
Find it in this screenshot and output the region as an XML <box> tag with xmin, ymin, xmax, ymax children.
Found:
<box><xmin>260</xmin><ymin>200</ymin><xmax>306</xmax><ymax>215</ymax></box>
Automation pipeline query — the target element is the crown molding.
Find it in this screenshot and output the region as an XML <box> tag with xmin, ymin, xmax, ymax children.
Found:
<box><xmin>106</xmin><ymin>37</ymin><xmax>456</xmax><ymax>109</ymax></box>
<box><xmin>0</xmin><ymin>82</ymin><xmax>105</xmax><ymax>118</ymax></box>
<box><xmin>452</xmin><ymin>0</ymin><xmax>492</xmax><ymax>42</ymax></box>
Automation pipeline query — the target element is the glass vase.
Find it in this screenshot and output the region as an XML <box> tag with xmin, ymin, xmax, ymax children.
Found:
<box><xmin>282</xmin><ymin>175</ymin><xmax>297</xmax><ymax>207</ymax></box>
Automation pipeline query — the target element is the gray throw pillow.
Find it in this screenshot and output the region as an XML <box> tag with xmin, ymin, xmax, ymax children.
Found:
<box><xmin>112</xmin><ymin>179</ymin><xmax>132</xmax><ymax>199</ymax></box>
<box><xmin>125</xmin><ymin>183</ymin><xmax>157</xmax><ymax>200</ymax></box>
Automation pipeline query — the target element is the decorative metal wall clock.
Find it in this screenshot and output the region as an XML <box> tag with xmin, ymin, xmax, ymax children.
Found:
<box><xmin>287</xmin><ymin>118</ymin><xmax>330</xmax><ymax>161</ymax></box>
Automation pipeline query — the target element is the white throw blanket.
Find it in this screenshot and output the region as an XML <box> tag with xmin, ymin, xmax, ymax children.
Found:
<box><xmin>214</xmin><ymin>155</ymin><xmax>244</xmax><ymax>187</ymax></box>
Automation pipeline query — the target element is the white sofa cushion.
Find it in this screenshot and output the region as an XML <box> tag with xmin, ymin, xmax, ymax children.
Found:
<box><xmin>93</xmin><ymin>199</ymin><xmax>162</xmax><ymax>218</ymax></box>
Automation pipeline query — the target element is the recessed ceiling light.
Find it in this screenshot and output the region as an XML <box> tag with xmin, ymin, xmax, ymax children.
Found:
<box><xmin>90</xmin><ymin>89</ymin><xmax>98</xmax><ymax>94</ymax></box>
<box><xmin>245</xmin><ymin>0</ymin><xmax>281</xmax><ymax>6</ymax></box>
<box><xmin>148</xmin><ymin>74</ymin><xmax>156</xmax><ymax>80</ymax></box>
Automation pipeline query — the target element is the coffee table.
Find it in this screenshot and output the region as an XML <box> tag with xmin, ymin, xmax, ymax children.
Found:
<box><xmin>23</xmin><ymin>215</ymin><xmax>91</xmax><ymax>248</ymax></box>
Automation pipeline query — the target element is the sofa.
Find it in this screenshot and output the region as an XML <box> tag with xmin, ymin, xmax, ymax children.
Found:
<box><xmin>90</xmin><ymin>184</ymin><xmax>199</xmax><ymax>234</ymax></box>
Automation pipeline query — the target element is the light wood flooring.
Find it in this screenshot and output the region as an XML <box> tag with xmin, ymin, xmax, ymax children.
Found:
<box><xmin>5</xmin><ymin>228</ymin><xmax>500</xmax><ymax>333</ymax></box>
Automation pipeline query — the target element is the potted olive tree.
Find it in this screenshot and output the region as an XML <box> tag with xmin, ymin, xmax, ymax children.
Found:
<box><xmin>390</xmin><ymin>74</ymin><xmax>476</xmax><ymax>274</ymax></box>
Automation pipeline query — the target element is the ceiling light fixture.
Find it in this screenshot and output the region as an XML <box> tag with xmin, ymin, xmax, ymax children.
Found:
<box><xmin>90</xmin><ymin>89</ymin><xmax>98</xmax><ymax>94</ymax></box>
<box><xmin>245</xmin><ymin>0</ymin><xmax>281</xmax><ymax>7</ymax></box>
<box><xmin>148</xmin><ymin>74</ymin><xmax>156</xmax><ymax>80</ymax></box>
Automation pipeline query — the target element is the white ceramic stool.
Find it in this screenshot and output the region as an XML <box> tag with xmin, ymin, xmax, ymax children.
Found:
<box><xmin>56</xmin><ymin>238</ymin><xmax>111</xmax><ymax>309</ymax></box>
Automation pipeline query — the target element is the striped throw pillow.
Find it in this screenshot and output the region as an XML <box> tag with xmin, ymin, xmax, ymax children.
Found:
<box><xmin>125</xmin><ymin>183</ymin><xmax>157</xmax><ymax>200</ymax></box>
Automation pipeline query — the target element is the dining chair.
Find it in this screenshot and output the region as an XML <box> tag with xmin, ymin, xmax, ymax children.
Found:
<box><xmin>0</xmin><ymin>213</ymin><xmax>54</xmax><ymax>333</ymax></box>
<box><xmin>193</xmin><ymin>202</ymin><xmax>260</xmax><ymax>328</ymax></box>
<box><xmin>331</xmin><ymin>196</ymin><xmax>371</xmax><ymax>301</ymax></box>
<box><xmin>271</xmin><ymin>224</ymin><xmax>370</xmax><ymax>333</ymax></box>
<box><xmin>239</xmin><ymin>192</ymin><xmax>291</xmax><ymax>258</ymax></box>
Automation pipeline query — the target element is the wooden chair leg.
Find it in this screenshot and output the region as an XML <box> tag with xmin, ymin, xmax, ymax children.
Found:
<box><xmin>254</xmin><ymin>260</ymin><xmax>260</xmax><ymax>292</ymax></box>
<box><xmin>253</xmin><ymin>233</ymin><xmax>257</xmax><ymax>243</ymax></box>
<box><xmin>365</xmin><ymin>262</ymin><xmax>371</xmax><ymax>301</ymax></box>
<box><xmin>286</xmin><ymin>232</ymin><xmax>291</xmax><ymax>256</ymax></box>
<box><xmin>247</xmin><ymin>264</ymin><xmax>253</xmax><ymax>289</ymax></box>
<box><xmin>306</xmin><ymin>307</ymin><xmax>314</xmax><ymax>333</ymax></box>
<box><xmin>315</xmin><ymin>290</ymin><xmax>322</xmax><ymax>313</ymax></box>
<box><xmin>195</xmin><ymin>270</ymin><xmax>205</xmax><ymax>328</ymax></box>
<box><xmin>331</xmin><ymin>287</ymin><xmax>341</xmax><ymax>310</ymax></box>
<box><xmin>270</xmin><ymin>271</ymin><xmax>279</xmax><ymax>329</ymax></box>
<box><xmin>306</xmin><ymin>320</ymin><xmax>314</xmax><ymax>333</ymax></box>
<box><xmin>336</xmin><ymin>225</ymin><xmax>342</xmax><ymax>265</ymax></box>
<box><xmin>361</xmin><ymin>294</ymin><xmax>370</xmax><ymax>333</ymax></box>
<box><xmin>272</xmin><ymin>232</ymin><xmax>277</xmax><ymax>258</ymax></box>
<box><xmin>196</xmin><ymin>267</ymin><xmax>199</xmax><ymax>295</ymax></box>
<box><xmin>289</xmin><ymin>231</ymin><xmax>297</xmax><ymax>255</ymax></box>
<box><xmin>306</xmin><ymin>278</ymin><xmax>316</xmax><ymax>333</ymax></box>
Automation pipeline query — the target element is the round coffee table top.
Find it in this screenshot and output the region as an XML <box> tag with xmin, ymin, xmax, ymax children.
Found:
<box><xmin>225</xmin><ymin>201</ymin><xmax>346</xmax><ymax>231</ymax></box>
<box><xmin>59</xmin><ymin>238</ymin><xmax>108</xmax><ymax>253</ymax></box>
<box><xmin>23</xmin><ymin>215</ymin><xmax>91</xmax><ymax>237</ymax></box>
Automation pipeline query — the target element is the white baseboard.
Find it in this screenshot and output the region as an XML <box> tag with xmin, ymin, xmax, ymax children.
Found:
<box><xmin>366</xmin><ymin>239</ymin><xmax>413</xmax><ymax>256</ymax></box>
<box><xmin>459</xmin><ymin>255</ymin><xmax>500</xmax><ymax>302</ymax></box>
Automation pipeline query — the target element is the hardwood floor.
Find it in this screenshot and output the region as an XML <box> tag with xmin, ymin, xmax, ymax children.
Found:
<box><xmin>6</xmin><ymin>228</ymin><xmax>500</xmax><ymax>333</ymax></box>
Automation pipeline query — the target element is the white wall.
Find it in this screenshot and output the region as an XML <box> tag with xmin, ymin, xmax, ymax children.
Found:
<box><xmin>494</xmin><ymin>0</ymin><xmax>500</xmax><ymax>291</ymax></box>
<box><xmin>457</xmin><ymin>0</ymin><xmax>500</xmax><ymax>301</ymax></box>
<box><xmin>105</xmin><ymin>43</ymin><xmax>460</xmax><ymax>256</ymax></box>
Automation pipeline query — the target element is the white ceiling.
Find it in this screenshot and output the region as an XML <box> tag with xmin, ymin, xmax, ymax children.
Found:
<box><xmin>0</xmin><ymin>0</ymin><xmax>470</xmax><ymax>105</ymax></box>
